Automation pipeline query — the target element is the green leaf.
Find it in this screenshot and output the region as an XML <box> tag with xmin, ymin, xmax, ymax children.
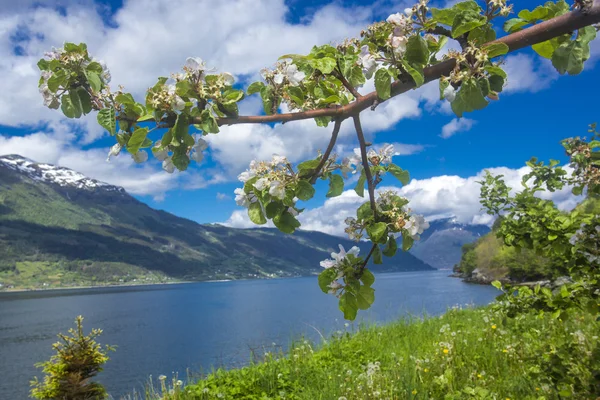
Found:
<box><xmin>467</xmin><ymin>24</ymin><xmax>496</xmax><ymax>44</ymax></box>
<box><xmin>172</xmin><ymin>113</ymin><xmax>190</xmax><ymax>143</ymax></box>
<box><xmin>374</xmin><ymin>68</ymin><xmax>392</xmax><ymax>100</ymax></box>
<box><xmin>483</xmin><ymin>43</ymin><xmax>509</xmax><ymax>58</ymax></box>
<box><xmin>491</xmin><ymin>280</ymin><xmax>502</xmax><ymax>290</ymax></box>
<box><xmin>318</xmin><ymin>268</ymin><xmax>338</xmax><ymax>293</ymax></box>
<box><xmin>503</xmin><ymin>18</ymin><xmax>528</xmax><ymax>33</ymax></box>
<box><xmin>326</xmin><ymin>174</ymin><xmax>344</xmax><ymax>198</ymax></box>
<box><xmin>485</xmin><ymin>66</ymin><xmax>507</xmax><ymax>79</ymax></box>
<box><xmin>387</xmin><ymin>164</ymin><xmax>409</xmax><ymax>185</ymax></box>
<box><xmin>287</xmin><ymin>86</ymin><xmax>305</xmax><ymax>106</ymax></box>
<box><xmin>74</xmin><ymin>88</ymin><xmax>92</xmax><ymax>115</ymax></box>
<box><xmin>372</xmin><ymin>245</ymin><xmax>382</xmax><ymax>265</ymax></box>
<box><xmin>518</xmin><ymin>6</ymin><xmax>548</xmax><ymax>22</ymax></box>
<box><xmin>339</xmin><ymin>292</ymin><xmax>358</xmax><ymax>320</ymax></box>
<box><xmin>97</xmin><ymin>108</ymin><xmax>117</xmax><ymax>135</ymax></box>
<box><xmin>60</xmin><ymin>93</ymin><xmax>81</xmax><ymax>119</ymax></box>
<box><xmin>452</xmin><ymin>10</ymin><xmax>486</xmax><ymax>38</ymax></box>
<box><xmin>552</xmin><ymin>40</ymin><xmax>584</xmax><ymax>75</ymax></box>
<box><xmin>310</xmin><ymin>57</ymin><xmax>337</xmax><ymax>74</ymax></box>
<box><xmin>402</xmin><ymin>234</ymin><xmax>414</xmax><ymax>251</ymax></box>
<box><xmin>260</xmin><ymin>85</ymin><xmax>275</xmax><ymax>115</ymax></box>
<box><xmin>367</xmin><ymin>222</ymin><xmax>388</xmax><ymax>243</ymax></box>
<box><xmin>296</xmin><ymin>180</ymin><xmax>315</xmax><ymax>201</ymax></box>
<box><xmin>360</xmin><ymin>269</ymin><xmax>375</xmax><ymax>287</ymax></box>
<box><xmin>401</xmin><ymin>60</ymin><xmax>424</xmax><ymax>87</ymax></box>
<box><xmin>115</xmin><ymin>93</ymin><xmax>136</xmax><ymax>106</ymax></box>
<box><xmin>348</xmin><ymin>65</ymin><xmax>366</xmax><ymax>88</ymax></box>
<box><xmin>265</xmin><ymin>201</ymin><xmax>285</xmax><ymax>219</ymax></box>
<box><xmin>221</xmin><ymin>89</ymin><xmax>244</xmax><ymax>105</ymax></box>
<box><xmin>382</xmin><ymin>235</ymin><xmax>397</xmax><ymax>257</ymax></box>
<box><xmin>127</xmin><ymin>127</ymin><xmax>149</xmax><ymax>154</ymax></box>
<box><xmin>357</xmin><ymin>202</ymin><xmax>373</xmax><ymax>221</ymax></box>
<box><xmin>356</xmin><ymin>285</ymin><xmax>375</xmax><ymax>310</ymax></box>
<box><xmin>37</xmin><ymin>59</ymin><xmax>49</xmax><ymax>71</ymax></box>
<box><xmin>355</xmin><ymin>172</ymin><xmax>366</xmax><ymax>197</ymax></box>
<box><xmin>273</xmin><ymin>211</ymin><xmax>301</xmax><ymax>234</ymax></box>
<box><xmin>488</xmin><ymin>75</ymin><xmax>504</xmax><ymax>93</ymax></box>
<box><xmin>248</xmin><ymin>202</ymin><xmax>267</xmax><ymax>225</ymax></box>
<box><xmin>405</xmin><ymin>35</ymin><xmax>429</xmax><ymax>67</ymax></box>
<box><xmin>85</xmin><ymin>71</ymin><xmax>102</xmax><ymax>92</ymax></box>
<box><xmin>451</xmin><ymin>78</ymin><xmax>488</xmax><ymax>117</ymax></box>
<box><xmin>532</xmin><ymin>39</ymin><xmax>558</xmax><ymax>59</ymax></box>
<box><xmin>199</xmin><ymin>110</ymin><xmax>219</xmax><ymax>134</ymax></box>
<box><xmin>314</xmin><ymin>116</ymin><xmax>331</xmax><ymax>127</ymax></box>
<box><xmin>172</xmin><ymin>151</ymin><xmax>190</xmax><ymax>171</ymax></box>
<box><xmin>247</xmin><ymin>81</ymin><xmax>265</xmax><ymax>96</ymax></box>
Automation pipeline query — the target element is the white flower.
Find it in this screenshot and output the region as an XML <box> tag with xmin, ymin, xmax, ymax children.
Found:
<box><xmin>163</xmin><ymin>157</ymin><xmax>176</xmax><ymax>174</ymax></box>
<box><xmin>320</xmin><ymin>244</ymin><xmax>360</xmax><ymax>269</ymax></box>
<box><xmin>367</xmin><ymin>148</ymin><xmax>378</xmax><ymax>160</ymax></box>
<box><xmin>152</xmin><ymin>142</ymin><xmax>169</xmax><ymax>161</ymax></box>
<box><xmin>387</xmin><ymin>12</ymin><xmax>410</xmax><ymax>29</ymax></box>
<box><xmin>390</xmin><ymin>34</ymin><xmax>408</xmax><ymax>55</ymax></box>
<box><xmin>132</xmin><ymin>150</ymin><xmax>148</xmax><ymax>163</ymax></box>
<box><xmin>358</xmin><ymin>45</ymin><xmax>377</xmax><ymax>79</ymax></box>
<box><xmin>443</xmin><ymin>85</ymin><xmax>456</xmax><ymax>102</ymax></box>
<box><xmin>286</xmin><ymin>64</ymin><xmax>306</xmax><ymax>86</ymax></box>
<box><xmin>238</xmin><ymin>170</ymin><xmax>256</xmax><ymax>183</ymax></box>
<box><xmin>379</xmin><ymin>144</ymin><xmax>395</xmax><ymax>164</ymax></box>
<box><xmin>185</xmin><ymin>57</ymin><xmax>205</xmax><ymax>71</ymax></box>
<box><xmin>106</xmin><ymin>143</ymin><xmax>121</xmax><ymax>161</ymax></box>
<box><xmin>190</xmin><ymin>151</ymin><xmax>204</xmax><ymax>163</ymax></box>
<box><xmin>328</xmin><ymin>281</ymin><xmax>343</xmax><ymax>295</ymax></box>
<box><xmin>340</xmin><ymin>157</ymin><xmax>354</xmax><ymax>178</ymax></box>
<box><xmin>269</xmin><ymin>180</ymin><xmax>286</xmax><ymax>199</ymax></box>
<box><xmin>254</xmin><ymin>177</ymin><xmax>270</xmax><ymax>191</ymax></box>
<box><xmin>271</xmin><ymin>154</ymin><xmax>287</xmax><ymax>166</ymax></box>
<box><xmin>404</xmin><ymin>214</ymin><xmax>430</xmax><ymax>240</ymax></box>
<box><xmin>404</xmin><ymin>7</ymin><xmax>414</xmax><ymax>17</ymax></box>
<box><xmin>222</xmin><ymin>72</ymin><xmax>235</xmax><ymax>86</ymax></box>
<box><xmin>234</xmin><ymin>188</ymin><xmax>250</xmax><ymax>207</ymax></box>
<box><xmin>273</xmin><ymin>73</ymin><xmax>285</xmax><ymax>85</ymax></box>
<box><xmin>320</xmin><ymin>259</ymin><xmax>337</xmax><ymax>269</ymax></box>
<box><xmin>167</xmin><ymin>84</ymin><xmax>186</xmax><ymax>111</ymax></box>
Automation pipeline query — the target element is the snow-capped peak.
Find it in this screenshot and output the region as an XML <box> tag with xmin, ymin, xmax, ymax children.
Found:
<box><xmin>0</xmin><ymin>154</ymin><xmax>124</xmax><ymax>192</ymax></box>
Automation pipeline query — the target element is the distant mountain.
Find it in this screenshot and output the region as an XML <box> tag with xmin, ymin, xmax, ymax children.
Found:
<box><xmin>0</xmin><ymin>155</ymin><xmax>433</xmax><ymax>290</ymax></box>
<box><xmin>409</xmin><ymin>218</ymin><xmax>490</xmax><ymax>269</ymax></box>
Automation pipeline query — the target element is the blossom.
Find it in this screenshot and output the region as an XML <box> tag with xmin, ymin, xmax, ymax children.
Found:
<box><xmin>390</xmin><ymin>32</ymin><xmax>408</xmax><ymax>56</ymax></box>
<box><xmin>379</xmin><ymin>144</ymin><xmax>395</xmax><ymax>164</ymax></box>
<box><xmin>234</xmin><ymin>188</ymin><xmax>250</xmax><ymax>207</ymax></box>
<box><xmin>443</xmin><ymin>85</ymin><xmax>456</xmax><ymax>102</ymax></box>
<box><xmin>190</xmin><ymin>138</ymin><xmax>208</xmax><ymax>162</ymax></box>
<box><xmin>340</xmin><ymin>157</ymin><xmax>354</xmax><ymax>178</ymax></box>
<box><xmin>185</xmin><ymin>57</ymin><xmax>205</xmax><ymax>72</ymax></box>
<box><xmin>238</xmin><ymin>170</ymin><xmax>256</xmax><ymax>183</ymax></box>
<box><xmin>132</xmin><ymin>150</ymin><xmax>148</xmax><ymax>163</ymax></box>
<box><xmin>328</xmin><ymin>281</ymin><xmax>343</xmax><ymax>295</ymax></box>
<box><xmin>274</xmin><ymin>63</ymin><xmax>306</xmax><ymax>86</ymax></box>
<box><xmin>152</xmin><ymin>142</ymin><xmax>169</xmax><ymax>161</ymax></box>
<box><xmin>167</xmin><ymin>84</ymin><xmax>186</xmax><ymax>111</ymax></box>
<box><xmin>254</xmin><ymin>177</ymin><xmax>270</xmax><ymax>191</ymax></box>
<box><xmin>320</xmin><ymin>244</ymin><xmax>360</xmax><ymax>269</ymax></box>
<box><xmin>404</xmin><ymin>214</ymin><xmax>429</xmax><ymax>240</ymax></box>
<box><xmin>404</xmin><ymin>7</ymin><xmax>414</xmax><ymax>17</ymax></box>
<box><xmin>163</xmin><ymin>157</ymin><xmax>176</xmax><ymax>173</ymax></box>
<box><xmin>271</xmin><ymin>154</ymin><xmax>287</xmax><ymax>166</ymax></box>
<box><xmin>358</xmin><ymin>45</ymin><xmax>377</xmax><ymax>79</ymax></box>
<box><xmin>106</xmin><ymin>143</ymin><xmax>121</xmax><ymax>161</ymax></box>
<box><xmin>269</xmin><ymin>180</ymin><xmax>286</xmax><ymax>199</ymax></box>
<box><xmin>222</xmin><ymin>72</ymin><xmax>235</xmax><ymax>86</ymax></box>
<box><xmin>386</xmin><ymin>12</ymin><xmax>411</xmax><ymax>30</ymax></box>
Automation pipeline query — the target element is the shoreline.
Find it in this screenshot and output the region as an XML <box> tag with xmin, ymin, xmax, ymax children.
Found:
<box><xmin>0</xmin><ymin>280</ymin><xmax>196</xmax><ymax>294</ymax></box>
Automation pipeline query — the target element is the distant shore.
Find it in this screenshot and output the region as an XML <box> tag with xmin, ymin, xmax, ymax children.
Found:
<box><xmin>0</xmin><ymin>280</ymin><xmax>196</xmax><ymax>294</ymax></box>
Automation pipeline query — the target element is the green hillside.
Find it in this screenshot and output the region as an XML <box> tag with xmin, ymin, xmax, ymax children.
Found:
<box><xmin>0</xmin><ymin>155</ymin><xmax>433</xmax><ymax>290</ymax></box>
<box><xmin>454</xmin><ymin>197</ymin><xmax>600</xmax><ymax>284</ymax></box>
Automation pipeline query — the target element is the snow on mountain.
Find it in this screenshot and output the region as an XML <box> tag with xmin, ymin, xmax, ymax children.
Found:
<box><xmin>0</xmin><ymin>154</ymin><xmax>124</xmax><ymax>193</ymax></box>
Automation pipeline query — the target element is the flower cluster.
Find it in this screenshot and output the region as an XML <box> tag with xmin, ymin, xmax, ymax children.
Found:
<box><xmin>487</xmin><ymin>0</ymin><xmax>512</xmax><ymax>17</ymax></box>
<box><xmin>235</xmin><ymin>154</ymin><xmax>297</xmax><ymax>207</ymax></box>
<box><xmin>375</xmin><ymin>191</ymin><xmax>429</xmax><ymax>240</ymax></box>
<box><xmin>146</xmin><ymin>83</ymin><xmax>186</xmax><ymax>112</ymax></box>
<box><xmin>152</xmin><ymin>136</ymin><xmax>208</xmax><ymax>173</ymax></box>
<box><xmin>386</xmin><ymin>8</ymin><xmax>414</xmax><ymax>57</ymax></box>
<box><xmin>38</xmin><ymin>43</ymin><xmax>111</xmax><ymax>111</ymax></box>
<box><xmin>320</xmin><ymin>245</ymin><xmax>362</xmax><ymax>295</ymax></box>
<box><xmin>261</xmin><ymin>62</ymin><xmax>306</xmax><ymax>87</ymax></box>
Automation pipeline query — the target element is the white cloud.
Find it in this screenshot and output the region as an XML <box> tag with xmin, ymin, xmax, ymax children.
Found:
<box><xmin>222</xmin><ymin>165</ymin><xmax>581</xmax><ymax>236</ymax></box>
<box><xmin>501</xmin><ymin>53</ymin><xmax>558</xmax><ymax>94</ymax></box>
<box><xmin>216</xmin><ymin>192</ymin><xmax>231</xmax><ymax>201</ymax></box>
<box><xmin>440</xmin><ymin>118</ymin><xmax>475</xmax><ymax>139</ymax></box>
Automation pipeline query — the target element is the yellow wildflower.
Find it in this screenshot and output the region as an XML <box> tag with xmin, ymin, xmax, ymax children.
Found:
<box><xmin>492</xmin><ymin>324</ymin><xmax>497</xmax><ymax>329</ymax></box>
<box><xmin>443</xmin><ymin>348</ymin><xmax>449</xmax><ymax>354</ymax></box>
<box><xmin>412</xmin><ymin>389</ymin><xmax>417</xmax><ymax>395</ymax></box>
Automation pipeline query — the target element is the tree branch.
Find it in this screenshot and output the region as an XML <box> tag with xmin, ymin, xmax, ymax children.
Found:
<box><xmin>333</xmin><ymin>70</ymin><xmax>362</xmax><ymax>99</ymax></box>
<box><xmin>207</xmin><ymin>5</ymin><xmax>600</xmax><ymax>127</ymax></box>
<box><xmin>353</xmin><ymin>114</ymin><xmax>377</xmax><ymax>216</ymax></box>
<box><xmin>309</xmin><ymin>118</ymin><xmax>344</xmax><ymax>184</ymax></box>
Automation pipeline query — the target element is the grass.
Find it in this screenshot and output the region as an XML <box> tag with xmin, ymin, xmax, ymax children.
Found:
<box><xmin>122</xmin><ymin>305</ymin><xmax>600</xmax><ymax>400</ymax></box>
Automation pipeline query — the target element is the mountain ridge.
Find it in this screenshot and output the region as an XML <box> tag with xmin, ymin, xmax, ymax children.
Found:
<box><xmin>0</xmin><ymin>154</ymin><xmax>434</xmax><ymax>289</ymax></box>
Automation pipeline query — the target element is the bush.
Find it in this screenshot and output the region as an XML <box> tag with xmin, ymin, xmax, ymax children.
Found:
<box><xmin>30</xmin><ymin>316</ymin><xmax>114</xmax><ymax>400</ymax></box>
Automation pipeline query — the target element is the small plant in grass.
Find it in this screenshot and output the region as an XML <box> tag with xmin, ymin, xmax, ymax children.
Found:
<box><xmin>30</xmin><ymin>316</ymin><xmax>114</xmax><ymax>400</ymax></box>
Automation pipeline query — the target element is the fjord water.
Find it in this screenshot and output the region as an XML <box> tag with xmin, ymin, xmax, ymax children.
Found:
<box><xmin>0</xmin><ymin>271</ymin><xmax>498</xmax><ymax>399</ymax></box>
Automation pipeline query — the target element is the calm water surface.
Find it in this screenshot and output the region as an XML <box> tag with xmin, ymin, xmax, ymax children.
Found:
<box><xmin>0</xmin><ymin>271</ymin><xmax>498</xmax><ymax>399</ymax></box>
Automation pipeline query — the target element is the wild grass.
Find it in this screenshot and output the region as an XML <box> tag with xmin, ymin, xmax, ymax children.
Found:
<box><xmin>123</xmin><ymin>305</ymin><xmax>599</xmax><ymax>399</ymax></box>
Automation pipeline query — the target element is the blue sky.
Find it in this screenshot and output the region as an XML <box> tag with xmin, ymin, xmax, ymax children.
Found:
<box><xmin>0</xmin><ymin>0</ymin><xmax>598</xmax><ymax>235</ymax></box>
